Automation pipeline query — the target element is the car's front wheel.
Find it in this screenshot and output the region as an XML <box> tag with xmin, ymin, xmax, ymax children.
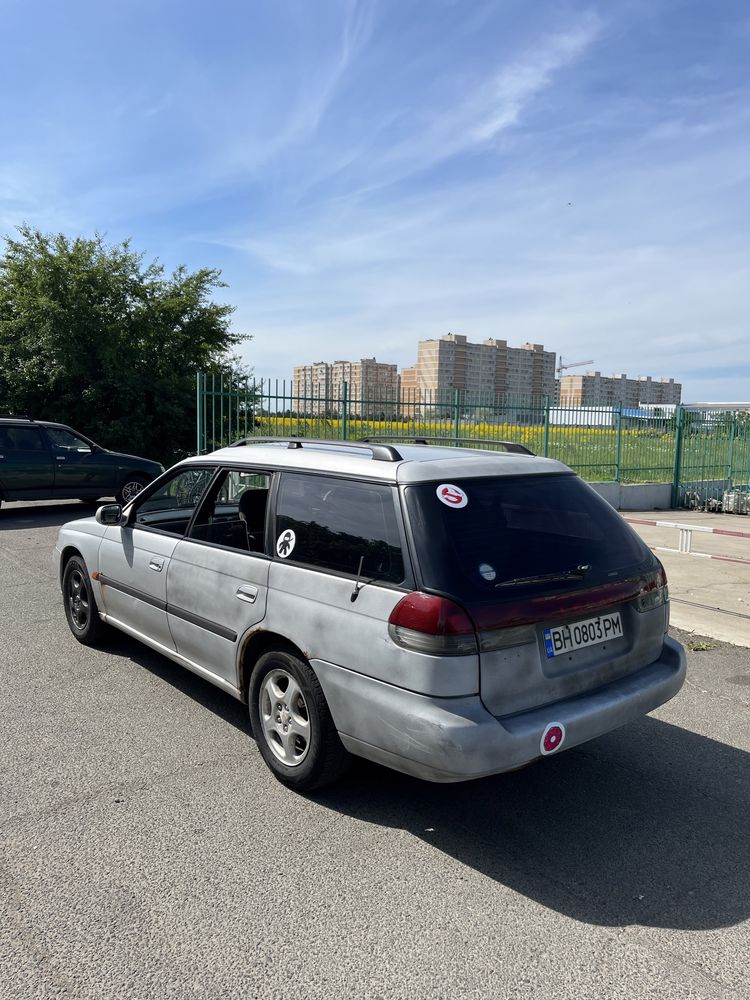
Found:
<box><xmin>116</xmin><ymin>474</ymin><xmax>149</xmax><ymax>506</ymax></box>
<box><xmin>62</xmin><ymin>555</ymin><xmax>109</xmax><ymax>646</ymax></box>
<box><xmin>248</xmin><ymin>649</ymin><xmax>351</xmax><ymax>791</ymax></box>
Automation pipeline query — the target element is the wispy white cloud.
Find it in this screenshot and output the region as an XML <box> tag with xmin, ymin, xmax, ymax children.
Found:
<box><xmin>470</xmin><ymin>12</ymin><xmax>602</xmax><ymax>142</ymax></box>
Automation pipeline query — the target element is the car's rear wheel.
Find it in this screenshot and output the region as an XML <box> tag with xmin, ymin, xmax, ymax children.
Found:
<box><xmin>116</xmin><ymin>474</ymin><xmax>149</xmax><ymax>506</ymax></box>
<box><xmin>62</xmin><ymin>555</ymin><xmax>109</xmax><ymax>645</ymax></box>
<box><xmin>248</xmin><ymin>649</ymin><xmax>351</xmax><ymax>791</ymax></box>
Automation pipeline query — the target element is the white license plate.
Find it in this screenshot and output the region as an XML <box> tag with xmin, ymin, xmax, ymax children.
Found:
<box><xmin>543</xmin><ymin>612</ymin><xmax>622</xmax><ymax>658</ymax></box>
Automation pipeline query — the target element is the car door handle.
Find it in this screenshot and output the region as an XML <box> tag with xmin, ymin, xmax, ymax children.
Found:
<box><xmin>55</xmin><ymin>456</ymin><xmax>66</xmax><ymax>461</ymax></box>
<box><xmin>236</xmin><ymin>585</ymin><xmax>258</xmax><ymax>604</ymax></box>
<box><xmin>148</xmin><ymin>559</ymin><xmax>164</xmax><ymax>572</ymax></box>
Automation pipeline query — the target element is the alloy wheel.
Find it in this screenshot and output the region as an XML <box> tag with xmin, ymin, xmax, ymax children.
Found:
<box><xmin>259</xmin><ymin>669</ymin><xmax>311</xmax><ymax>766</ymax></box>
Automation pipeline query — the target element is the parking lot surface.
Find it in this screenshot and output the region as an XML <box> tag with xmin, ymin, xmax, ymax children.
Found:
<box><xmin>1</xmin><ymin>501</ymin><xmax>749</xmax><ymax>1000</ymax></box>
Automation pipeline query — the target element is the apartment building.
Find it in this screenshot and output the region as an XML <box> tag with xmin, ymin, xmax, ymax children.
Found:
<box><xmin>292</xmin><ymin>362</ymin><xmax>331</xmax><ymax>409</ymax></box>
<box><xmin>557</xmin><ymin>372</ymin><xmax>682</xmax><ymax>408</ymax></box>
<box><xmin>293</xmin><ymin>358</ymin><xmax>399</xmax><ymax>416</ymax></box>
<box><xmin>400</xmin><ymin>334</ymin><xmax>556</xmax><ymax>410</ymax></box>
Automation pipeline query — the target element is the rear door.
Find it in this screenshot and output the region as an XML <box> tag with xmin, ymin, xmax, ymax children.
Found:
<box><xmin>165</xmin><ymin>468</ymin><xmax>272</xmax><ymax>688</ymax></box>
<box><xmin>0</xmin><ymin>425</ymin><xmax>53</xmax><ymax>499</ymax></box>
<box><xmin>98</xmin><ymin>466</ymin><xmax>216</xmax><ymax>649</ymax></box>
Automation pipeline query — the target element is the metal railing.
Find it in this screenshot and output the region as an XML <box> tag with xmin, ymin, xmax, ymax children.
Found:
<box><xmin>196</xmin><ymin>373</ymin><xmax>750</xmax><ymax>502</ymax></box>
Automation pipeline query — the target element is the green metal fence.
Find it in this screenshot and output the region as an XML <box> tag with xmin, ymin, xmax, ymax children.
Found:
<box><xmin>196</xmin><ymin>373</ymin><xmax>750</xmax><ymax>507</ymax></box>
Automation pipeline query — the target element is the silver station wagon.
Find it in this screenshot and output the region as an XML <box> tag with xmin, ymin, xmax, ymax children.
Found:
<box><xmin>55</xmin><ymin>439</ymin><xmax>686</xmax><ymax>791</ymax></box>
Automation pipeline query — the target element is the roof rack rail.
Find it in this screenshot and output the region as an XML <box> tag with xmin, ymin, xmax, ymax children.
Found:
<box><xmin>228</xmin><ymin>436</ymin><xmax>403</xmax><ymax>462</ymax></box>
<box><xmin>0</xmin><ymin>413</ymin><xmax>33</xmax><ymax>421</ymax></box>
<box><xmin>358</xmin><ymin>435</ymin><xmax>534</xmax><ymax>456</ymax></box>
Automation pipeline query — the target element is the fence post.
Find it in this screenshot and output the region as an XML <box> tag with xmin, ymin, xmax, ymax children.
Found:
<box><xmin>614</xmin><ymin>404</ymin><xmax>623</xmax><ymax>482</ymax></box>
<box><xmin>196</xmin><ymin>372</ymin><xmax>203</xmax><ymax>455</ymax></box>
<box><xmin>542</xmin><ymin>396</ymin><xmax>550</xmax><ymax>457</ymax></box>
<box><xmin>453</xmin><ymin>388</ymin><xmax>461</xmax><ymax>445</ymax></box>
<box><xmin>341</xmin><ymin>381</ymin><xmax>348</xmax><ymax>440</ymax></box>
<box><xmin>728</xmin><ymin>412</ymin><xmax>737</xmax><ymax>485</ymax></box>
<box><xmin>671</xmin><ymin>405</ymin><xmax>685</xmax><ymax>508</ymax></box>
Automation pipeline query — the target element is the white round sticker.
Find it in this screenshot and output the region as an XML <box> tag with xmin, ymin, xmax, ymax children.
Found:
<box><xmin>478</xmin><ymin>563</ymin><xmax>496</xmax><ymax>581</ymax></box>
<box><xmin>276</xmin><ymin>529</ymin><xmax>296</xmax><ymax>559</ymax></box>
<box><xmin>436</xmin><ymin>483</ymin><xmax>468</xmax><ymax>509</ymax></box>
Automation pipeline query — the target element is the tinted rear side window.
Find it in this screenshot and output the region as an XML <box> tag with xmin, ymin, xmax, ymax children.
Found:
<box><xmin>275</xmin><ymin>474</ymin><xmax>404</xmax><ymax>583</ymax></box>
<box><xmin>0</xmin><ymin>427</ymin><xmax>45</xmax><ymax>451</ymax></box>
<box><xmin>404</xmin><ymin>474</ymin><xmax>654</xmax><ymax>601</ymax></box>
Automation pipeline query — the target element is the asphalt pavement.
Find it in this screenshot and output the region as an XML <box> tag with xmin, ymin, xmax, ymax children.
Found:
<box><xmin>1</xmin><ymin>501</ymin><xmax>749</xmax><ymax>1000</ymax></box>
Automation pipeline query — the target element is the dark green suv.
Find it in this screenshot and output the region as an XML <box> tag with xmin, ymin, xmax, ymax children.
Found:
<box><xmin>0</xmin><ymin>418</ymin><xmax>164</xmax><ymax>510</ymax></box>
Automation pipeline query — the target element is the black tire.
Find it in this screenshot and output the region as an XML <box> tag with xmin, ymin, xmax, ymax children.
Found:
<box><xmin>62</xmin><ymin>555</ymin><xmax>109</xmax><ymax>646</ymax></box>
<box><xmin>116</xmin><ymin>474</ymin><xmax>149</xmax><ymax>507</ymax></box>
<box><xmin>248</xmin><ymin>649</ymin><xmax>351</xmax><ymax>791</ymax></box>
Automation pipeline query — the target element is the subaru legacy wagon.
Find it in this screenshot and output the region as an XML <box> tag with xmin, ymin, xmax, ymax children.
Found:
<box><xmin>54</xmin><ymin>439</ymin><xmax>686</xmax><ymax>791</ymax></box>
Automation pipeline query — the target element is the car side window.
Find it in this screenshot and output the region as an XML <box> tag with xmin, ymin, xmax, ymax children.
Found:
<box><xmin>132</xmin><ymin>467</ymin><xmax>215</xmax><ymax>536</ymax></box>
<box><xmin>189</xmin><ymin>469</ymin><xmax>271</xmax><ymax>553</ymax></box>
<box><xmin>45</xmin><ymin>428</ymin><xmax>92</xmax><ymax>452</ymax></box>
<box><xmin>275</xmin><ymin>473</ymin><xmax>404</xmax><ymax>583</ymax></box>
<box><xmin>1</xmin><ymin>427</ymin><xmax>46</xmax><ymax>452</ymax></box>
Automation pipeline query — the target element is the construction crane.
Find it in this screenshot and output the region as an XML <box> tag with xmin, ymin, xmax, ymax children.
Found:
<box><xmin>556</xmin><ymin>357</ymin><xmax>594</xmax><ymax>377</ymax></box>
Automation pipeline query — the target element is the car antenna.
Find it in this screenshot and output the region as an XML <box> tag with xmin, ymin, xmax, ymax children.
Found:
<box><xmin>351</xmin><ymin>556</ymin><xmax>365</xmax><ymax>603</ymax></box>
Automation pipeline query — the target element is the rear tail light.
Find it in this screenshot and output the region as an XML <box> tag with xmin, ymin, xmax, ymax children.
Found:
<box><xmin>635</xmin><ymin>565</ymin><xmax>669</xmax><ymax>613</ymax></box>
<box><xmin>388</xmin><ymin>592</ymin><xmax>478</xmax><ymax>655</ymax></box>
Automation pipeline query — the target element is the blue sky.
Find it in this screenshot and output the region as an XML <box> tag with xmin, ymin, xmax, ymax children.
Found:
<box><xmin>2</xmin><ymin>0</ymin><xmax>749</xmax><ymax>401</ymax></box>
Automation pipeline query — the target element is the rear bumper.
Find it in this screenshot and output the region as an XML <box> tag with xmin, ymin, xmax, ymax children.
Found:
<box><xmin>312</xmin><ymin>636</ymin><xmax>687</xmax><ymax>782</ymax></box>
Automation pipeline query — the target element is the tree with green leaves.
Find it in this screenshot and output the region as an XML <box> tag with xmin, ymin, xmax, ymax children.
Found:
<box><xmin>0</xmin><ymin>225</ymin><xmax>248</xmax><ymax>465</ymax></box>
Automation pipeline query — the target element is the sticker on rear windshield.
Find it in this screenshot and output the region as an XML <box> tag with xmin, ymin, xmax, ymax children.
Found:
<box><xmin>436</xmin><ymin>483</ymin><xmax>468</xmax><ymax>508</ymax></box>
<box><xmin>478</xmin><ymin>563</ymin><xmax>496</xmax><ymax>581</ymax></box>
<box><xmin>276</xmin><ymin>529</ymin><xmax>296</xmax><ymax>558</ymax></box>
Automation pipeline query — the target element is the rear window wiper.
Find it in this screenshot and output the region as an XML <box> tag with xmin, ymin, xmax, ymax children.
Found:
<box><xmin>494</xmin><ymin>564</ymin><xmax>591</xmax><ymax>588</ymax></box>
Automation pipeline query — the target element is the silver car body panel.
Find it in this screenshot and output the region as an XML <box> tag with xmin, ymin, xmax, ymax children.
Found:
<box><xmin>99</xmin><ymin>525</ymin><xmax>178</xmax><ymax>651</ymax></box>
<box><xmin>166</xmin><ymin>539</ymin><xmax>270</xmax><ymax>689</ymax></box>
<box><xmin>179</xmin><ymin>441</ymin><xmax>570</xmax><ymax>484</ymax></box>
<box><xmin>315</xmin><ymin>636</ymin><xmax>686</xmax><ymax>782</ymax></box>
<box><xmin>264</xmin><ymin>562</ymin><xmax>478</xmax><ymax>696</ymax></box>
<box><xmin>479</xmin><ymin>603</ymin><xmax>668</xmax><ymax>717</ymax></box>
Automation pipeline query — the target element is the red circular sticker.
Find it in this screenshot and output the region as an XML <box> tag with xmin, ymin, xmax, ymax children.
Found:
<box><xmin>436</xmin><ymin>483</ymin><xmax>468</xmax><ymax>508</ymax></box>
<box><xmin>540</xmin><ymin>722</ymin><xmax>565</xmax><ymax>755</ymax></box>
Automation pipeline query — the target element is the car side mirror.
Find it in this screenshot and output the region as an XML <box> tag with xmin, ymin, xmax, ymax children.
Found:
<box><xmin>95</xmin><ymin>504</ymin><xmax>124</xmax><ymax>526</ymax></box>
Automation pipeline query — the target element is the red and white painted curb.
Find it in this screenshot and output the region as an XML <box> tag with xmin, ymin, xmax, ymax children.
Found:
<box><xmin>624</xmin><ymin>517</ymin><xmax>750</xmax><ymax>566</ymax></box>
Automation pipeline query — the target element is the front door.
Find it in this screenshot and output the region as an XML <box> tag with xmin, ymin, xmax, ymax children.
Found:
<box><xmin>97</xmin><ymin>466</ymin><xmax>217</xmax><ymax>651</ymax></box>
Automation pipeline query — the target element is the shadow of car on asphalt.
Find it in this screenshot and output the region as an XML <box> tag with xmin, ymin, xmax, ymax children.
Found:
<box><xmin>97</xmin><ymin>630</ymin><xmax>749</xmax><ymax>934</ymax></box>
<box><xmin>0</xmin><ymin>501</ymin><xmax>106</xmax><ymax>530</ymax></box>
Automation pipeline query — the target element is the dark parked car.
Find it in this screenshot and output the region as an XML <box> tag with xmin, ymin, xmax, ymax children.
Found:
<box><xmin>0</xmin><ymin>417</ymin><xmax>163</xmax><ymax>510</ymax></box>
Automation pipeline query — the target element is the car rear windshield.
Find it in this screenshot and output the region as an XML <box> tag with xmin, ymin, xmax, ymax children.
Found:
<box><xmin>403</xmin><ymin>474</ymin><xmax>655</xmax><ymax>602</ymax></box>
